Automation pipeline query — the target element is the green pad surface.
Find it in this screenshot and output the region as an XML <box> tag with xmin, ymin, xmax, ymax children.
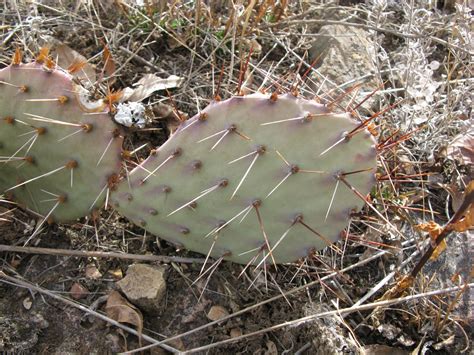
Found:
<box><xmin>114</xmin><ymin>93</ymin><xmax>377</xmax><ymax>264</ymax></box>
<box><xmin>0</xmin><ymin>63</ymin><xmax>123</xmax><ymax>221</ymax></box>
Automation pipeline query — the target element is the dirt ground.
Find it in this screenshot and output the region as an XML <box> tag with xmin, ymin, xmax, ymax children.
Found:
<box><xmin>1</xmin><ymin>1</ymin><xmax>473</xmax><ymax>354</ymax></box>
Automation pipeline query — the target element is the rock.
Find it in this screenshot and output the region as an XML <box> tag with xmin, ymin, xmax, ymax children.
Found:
<box><xmin>70</xmin><ymin>282</ymin><xmax>88</xmax><ymax>300</ymax></box>
<box><xmin>206</xmin><ymin>305</ymin><xmax>229</xmax><ymax>321</ymax></box>
<box><xmin>230</xmin><ymin>327</ymin><xmax>242</xmax><ymax>338</ymax></box>
<box><xmin>304</xmin><ymin>303</ymin><xmax>358</xmax><ymax>354</ymax></box>
<box><xmin>308</xmin><ymin>24</ymin><xmax>381</xmax><ymax>112</ymax></box>
<box><xmin>362</xmin><ymin>345</ymin><xmax>409</xmax><ymax>355</ymax></box>
<box><xmin>22</xmin><ymin>297</ymin><xmax>32</xmax><ymax>310</ymax></box>
<box><xmin>85</xmin><ymin>263</ymin><xmax>102</xmax><ymax>280</ymax></box>
<box><xmin>117</xmin><ymin>264</ymin><xmax>166</xmax><ymax>314</ymax></box>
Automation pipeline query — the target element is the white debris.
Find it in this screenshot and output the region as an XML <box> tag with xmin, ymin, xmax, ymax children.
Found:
<box><xmin>114</xmin><ymin>102</ymin><xmax>146</xmax><ymax>128</ymax></box>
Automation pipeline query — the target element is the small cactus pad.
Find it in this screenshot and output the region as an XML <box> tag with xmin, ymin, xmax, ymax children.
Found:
<box><xmin>0</xmin><ymin>62</ymin><xmax>123</xmax><ymax>222</ymax></box>
<box><xmin>113</xmin><ymin>93</ymin><xmax>377</xmax><ymax>264</ymax></box>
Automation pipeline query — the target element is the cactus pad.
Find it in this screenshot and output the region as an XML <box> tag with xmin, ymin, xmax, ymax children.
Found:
<box><xmin>0</xmin><ymin>61</ymin><xmax>123</xmax><ymax>222</ymax></box>
<box><xmin>113</xmin><ymin>93</ymin><xmax>377</xmax><ymax>264</ymax></box>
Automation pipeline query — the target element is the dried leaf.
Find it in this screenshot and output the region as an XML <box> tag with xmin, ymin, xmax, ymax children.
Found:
<box><xmin>450</xmin><ymin>180</ymin><xmax>474</xmax><ymax>232</ymax></box>
<box><xmin>416</xmin><ymin>221</ymin><xmax>447</xmax><ymax>259</ymax></box>
<box><xmin>102</xmin><ymin>45</ymin><xmax>116</xmax><ymax>78</ymax></box>
<box><xmin>381</xmin><ymin>275</ymin><xmax>414</xmax><ymax>300</ymax></box>
<box><xmin>54</xmin><ymin>44</ymin><xmax>96</xmax><ymax>83</ymax></box>
<box><xmin>451</xmin><ymin>204</ymin><xmax>473</xmax><ymax>232</ymax></box>
<box><xmin>445</xmin><ymin>126</ymin><xmax>474</xmax><ymax>168</ymax></box>
<box><xmin>416</xmin><ymin>221</ymin><xmax>443</xmax><ymax>240</ymax></box>
<box><xmin>105</xmin><ymin>290</ymin><xmax>143</xmax><ymax>336</ymax></box>
<box><xmin>121</xmin><ymin>74</ymin><xmax>184</xmax><ymax>102</ymax></box>
<box><xmin>429</xmin><ymin>239</ymin><xmax>447</xmax><ymax>261</ymax></box>
<box><xmin>36</xmin><ymin>47</ymin><xmax>50</xmax><ymax>63</ymax></box>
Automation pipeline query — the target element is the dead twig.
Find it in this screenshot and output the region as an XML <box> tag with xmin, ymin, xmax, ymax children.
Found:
<box><xmin>0</xmin><ymin>244</ymin><xmax>207</xmax><ymax>264</ymax></box>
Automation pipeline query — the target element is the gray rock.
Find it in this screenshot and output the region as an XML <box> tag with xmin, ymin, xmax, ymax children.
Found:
<box><xmin>308</xmin><ymin>24</ymin><xmax>381</xmax><ymax>112</ymax></box>
<box><xmin>117</xmin><ymin>264</ymin><xmax>166</xmax><ymax>314</ymax></box>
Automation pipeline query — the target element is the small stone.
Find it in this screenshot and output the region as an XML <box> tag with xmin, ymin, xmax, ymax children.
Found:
<box><xmin>22</xmin><ymin>297</ymin><xmax>32</xmax><ymax>310</ymax></box>
<box><xmin>117</xmin><ymin>264</ymin><xmax>166</xmax><ymax>314</ymax></box>
<box><xmin>230</xmin><ymin>327</ymin><xmax>242</xmax><ymax>338</ymax></box>
<box><xmin>85</xmin><ymin>263</ymin><xmax>102</xmax><ymax>280</ymax></box>
<box><xmin>207</xmin><ymin>305</ymin><xmax>229</xmax><ymax>321</ymax></box>
<box><xmin>70</xmin><ymin>282</ymin><xmax>88</xmax><ymax>300</ymax></box>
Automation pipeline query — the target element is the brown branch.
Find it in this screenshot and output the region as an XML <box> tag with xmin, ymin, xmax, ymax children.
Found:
<box><xmin>0</xmin><ymin>245</ymin><xmax>207</xmax><ymax>264</ymax></box>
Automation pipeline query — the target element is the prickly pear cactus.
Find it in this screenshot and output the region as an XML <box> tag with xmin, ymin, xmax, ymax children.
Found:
<box><xmin>113</xmin><ymin>93</ymin><xmax>377</xmax><ymax>265</ymax></box>
<box><xmin>0</xmin><ymin>56</ymin><xmax>123</xmax><ymax>222</ymax></box>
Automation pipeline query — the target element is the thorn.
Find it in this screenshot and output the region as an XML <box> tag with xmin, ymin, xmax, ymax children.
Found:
<box><xmin>67</xmin><ymin>59</ymin><xmax>88</xmax><ymax>74</ymax></box>
<box><xmin>214</xmin><ymin>61</ymin><xmax>226</xmax><ymax>101</ymax></box>
<box><xmin>200</xmin><ymin>236</ymin><xmax>218</xmax><ymax>276</ymax></box>
<box><xmin>0</xmin><ymin>81</ymin><xmax>28</xmax><ymax>92</ymax></box>
<box><xmin>89</xmin><ymin>183</ymin><xmax>108</xmax><ymax>211</ymax></box>
<box><xmin>6</xmin><ymin>160</ymin><xmax>76</xmax><ymax>192</ymax></box>
<box><xmin>23</xmin><ymin>113</ymin><xmax>82</xmax><ymax>128</ymax></box>
<box><xmin>142</xmin><ymin>148</ymin><xmax>181</xmax><ymax>182</ymax></box>
<box><xmin>36</xmin><ymin>47</ymin><xmax>50</xmax><ymax>64</ymax></box>
<box><xmin>97</xmin><ymin>136</ymin><xmax>114</xmax><ymax>166</ymax></box>
<box><xmin>327</xmin><ymin>83</ymin><xmax>363</xmax><ymax>110</ymax></box>
<box><xmin>0</xmin><ymin>156</ymin><xmax>33</xmax><ymax>164</ymax></box>
<box><xmin>350</xmin><ymin>80</ymin><xmax>387</xmax><ymax>113</ymax></box>
<box><xmin>104</xmin><ymin>87</ymin><xmax>123</xmax><ymax>113</ymax></box>
<box><xmin>58</xmin><ymin>124</ymin><xmax>91</xmax><ymax>142</ymax></box>
<box><xmin>24</xmin><ymin>195</ymin><xmax>65</xmax><ymax>245</ymax></box>
<box><xmin>341</xmin><ymin>168</ymin><xmax>374</xmax><ymax>176</ymax></box>
<box><xmin>203</xmin><ymin>204</ymin><xmax>253</xmax><ymax>239</ymax></box>
<box><xmin>265</xmin><ymin>165</ymin><xmax>299</xmax><ymax>199</ymax></box>
<box><xmin>167</xmin><ymin>179</ymin><xmax>228</xmax><ymax>217</ymax></box>
<box><xmin>300</xmin><ymin>55</ymin><xmax>323</xmax><ymax>84</ymax></box>
<box><xmin>347</xmin><ymin>99</ymin><xmax>404</xmax><ymax>138</ymax></box>
<box><xmin>255</xmin><ymin>222</ymin><xmax>296</xmax><ymax>269</ymax></box>
<box><xmin>299</xmin><ymin>219</ymin><xmax>342</xmax><ymax>254</ymax></box>
<box><xmin>197</xmin><ymin>255</ymin><xmax>224</xmax><ymax>302</ymax></box>
<box><xmin>25</xmin><ymin>96</ymin><xmax>69</xmax><ymax>104</ymax></box>
<box><xmin>261</xmin><ymin>112</ymin><xmax>339</xmax><ymax>126</ymax></box>
<box><xmin>210</xmin><ymin>129</ymin><xmax>231</xmax><ymax>151</ymax></box>
<box><xmin>198</xmin><ymin>128</ymin><xmax>229</xmax><ymax>143</ymax></box>
<box><xmin>7</xmin><ymin>132</ymin><xmax>39</xmax><ymax>162</ymax></box>
<box><xmin>338</xmin><ymin>175</ymin><xmax>404</xmax><ymax>238</ymax></box>
<box><xmin>230</xmin><ymin>146</ymin><xmax>265</xmax><ymax>200</ymax></box>
<box><xmin>318</xmin><ymin>134</ymin><xmax>348</xmax><ymax>157</ymax></box>
<box><xmin>166</xmin><ymin>89</ymin><xmax>185</xmax><ymax>122</ymax></box>
<box><xmin>238</xmin><ymin>247</ymin><xmax>263</xmax><ymax>278</ymax></box>
<box><xmin>12</xmin><ymin>47</ymin><xmax>22</xmax><ymax>65</ymax></box>
<box><xmin>253</xmin><ymin>203</ymin><xmax>277</xmax><ymax>269</ymax></box>
<box><xmin>325</xmin><ymin>179</ymin><xmax>340</xmax><ymax>221</ymax></box>
<box><xmin>377</xmin><ymin>126</ymin><xmax>424</xmax><ymax>151</ymax></box>
<box><xmin>236</xmin><ymin>46</ymin><xmax>253</xmax><ymax>96</ymax></box>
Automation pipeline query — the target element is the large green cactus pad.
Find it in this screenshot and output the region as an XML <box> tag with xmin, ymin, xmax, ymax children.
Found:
<box><xmin>113</xmin><ymin>93</ymin><xmax>377</xmax><ymax>264</ymax></box>
<box><xmin>0</xmin><ymin>62</ymin><xmax>123</xmax><ymax>222</ymax></box>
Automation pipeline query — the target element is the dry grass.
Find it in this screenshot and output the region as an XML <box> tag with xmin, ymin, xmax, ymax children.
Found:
<box><xmin>0</xmin><ymin>0</ymin><xmax>472</xmax><ymax>353</ymax></box>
